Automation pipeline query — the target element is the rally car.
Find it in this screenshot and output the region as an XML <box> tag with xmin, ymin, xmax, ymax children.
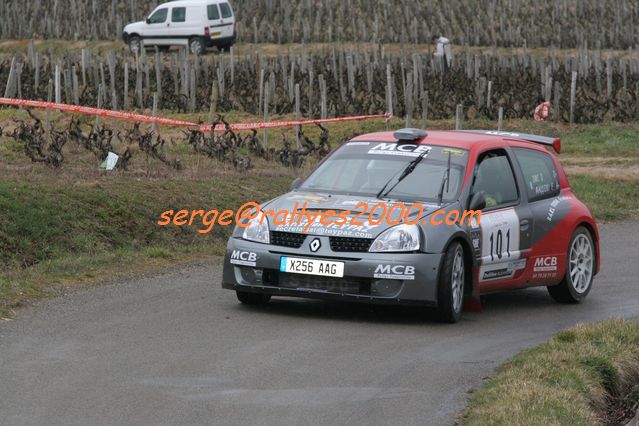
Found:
<box><xmin>221</xmin><ymin>128</ymin><xmax>599</xmax><ymax>322</ymax></box>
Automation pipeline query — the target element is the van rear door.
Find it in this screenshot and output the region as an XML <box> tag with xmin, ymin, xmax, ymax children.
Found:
<box><xmin>207</xmin><ymin>2</ymin><xmax>235</xmax><ymax>40</ymax></box>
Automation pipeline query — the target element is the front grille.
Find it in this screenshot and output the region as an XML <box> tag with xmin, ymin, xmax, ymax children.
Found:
<box><xmin>277</xmin><ymin>273</ymin><xmax>371</xmax><ymax>295</ymax></box>
<box><xmin>329</xmin><ymin>236</ymin><xmax>374</xmax><ymax>252</ymax></box>
<box><xmin>270</xmin><ymin>231</ymin><xmax>306</xmax><ymax>248</ymax></box>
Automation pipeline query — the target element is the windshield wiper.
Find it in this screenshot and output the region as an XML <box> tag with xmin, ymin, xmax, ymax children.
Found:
<box><xmin>376</xmin><ymin>149</ymin><xmax>430</xmax><ymax>199</ymax></box>
<box><xmin>437</xmin><ymin>152</ymin><xmax>452</xmax><ymax>205</ymax></box>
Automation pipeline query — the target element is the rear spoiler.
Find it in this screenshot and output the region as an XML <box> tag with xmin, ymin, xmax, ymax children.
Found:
<box><xmin>458</xmin><ymin>130</ymin><xmax>561</xmax><ymax>154</ymax></box>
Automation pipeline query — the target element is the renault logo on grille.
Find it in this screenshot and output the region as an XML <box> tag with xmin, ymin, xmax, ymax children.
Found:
<box><xmin>309</xmin><ymin>238</ymin><xmax>321</xmax><ymax>252</ymax></box>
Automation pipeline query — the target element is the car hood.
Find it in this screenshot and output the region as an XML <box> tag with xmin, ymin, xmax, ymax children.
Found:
<box><xmin>124</xmin><ymin>21</ymin><xmax>145</xmax><ymax>32</ymax></box>
<box><xmin>263</xmin><ymin>191</ymin><xmax>441</xmax><ymax>239</ymax></box>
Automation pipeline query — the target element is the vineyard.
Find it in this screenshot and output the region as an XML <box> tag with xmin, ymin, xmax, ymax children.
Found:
<box><xmin>3</xmin><ymin>43</ymin><xmax>639</xmax><ymax>125</ymax></box>
<box><xmin>0</xmin><ymin>0</ymin><xmax>638</xmax><ymax>48</ymax></box>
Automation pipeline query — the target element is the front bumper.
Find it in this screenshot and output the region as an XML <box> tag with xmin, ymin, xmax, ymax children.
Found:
<box><xmin>221</xmin><ymin>237</ymin><xmax>444</xmax><ymax>307</ymax></box>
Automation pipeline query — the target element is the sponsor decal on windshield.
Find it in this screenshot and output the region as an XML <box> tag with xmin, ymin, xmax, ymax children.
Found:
<box><xmin>368</xmin><ymin>142</ymin><xmax>431</xmax><ymax>157</ymax></box>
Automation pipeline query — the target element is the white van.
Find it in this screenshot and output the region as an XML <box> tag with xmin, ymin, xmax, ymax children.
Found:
<box><xmin>122</xmin><ymin>0</ymin><xmax>236</xmax><ymax>55</ymax></box>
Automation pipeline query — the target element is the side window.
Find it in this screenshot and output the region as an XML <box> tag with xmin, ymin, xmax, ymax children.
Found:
<box><xmin>171</xmin><ymin>7</ymin><xmax>186</xmax><ymax>23</ymax></box>
<box><xmin>472</xmin><ymin>151</ymin><xmax>519</xmax><ymax>209</ymax></box>
<box><xmin>513</xmin><ymin>148</ymin><xmax>560</xmax><ymax>202</ymax></box>
<box><xmin>207</xmin><ymin>4</ymin><xmax>220</xmax><ymax>20</ymax></box>
<box><xmin>219</xmin><ymin>2</ymin><xmax>233</xmax><ymax>18</ymax></box>
<box><xmin>148</xmin><ymin>8</ymin><xmax>168</xmax><ymax>24</ymax></box>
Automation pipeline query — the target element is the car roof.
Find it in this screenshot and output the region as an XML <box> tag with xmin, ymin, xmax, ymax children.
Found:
<box><xmin>350</xmin><ymin>130</ymin><xmax>556</xmax><ymax>156</ymax></box>
<box><xmin>160</xmin><ymin>0</ymin><xmax>221</xmax><ymax>6</ymax></box>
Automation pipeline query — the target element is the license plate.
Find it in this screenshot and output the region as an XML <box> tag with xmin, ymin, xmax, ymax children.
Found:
<box><xmin>280</xmin><ymin>257</ymin><xmax>344</xmax><ymax>278</ymax></box>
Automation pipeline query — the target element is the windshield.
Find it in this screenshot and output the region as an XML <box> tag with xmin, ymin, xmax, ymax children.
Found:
<box><xmin>300</xmin><ymin>141</ymin><xmax>469</xmax><ymax>203</ymax></box>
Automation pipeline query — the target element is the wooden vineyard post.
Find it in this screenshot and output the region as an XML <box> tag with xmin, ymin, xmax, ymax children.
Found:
<box><xmin>455</xmin><ymin>104</ymin><xmax>463</xmax><ymax>130</ymax></box>
<box><xmin>320</xmin><ymin>74</ymin><xmax>327</xmax><ymax>120</ymax></box>
<box><xmin>155</xmin><ymin>49</ymin><xmax>162</xmax><ymax>101</ymax></box>
<box><xmin>95</xmin><ymin>84</ymin><xmax>103</xmax><ymax>132</ymax></box>
<box><xmin>486</xmin><ymin>81</ymin><xmax>493</xmax><ymax>112</ymax></box>
<box><xmin>295</xmin><ymin>83</ymin><xmax>301</xmax><ymax>148</ymax></box>
<box><xmin>553</xmin><ymin>81</ymin><xmax>561</xmax><ymax>121</ymax></box>
<box><xmin>570</xmin><ymin>71</ymin><xmax>577</xmax><ymax>124</ymax></box>
<box><xmin>208</xmin><ymin>81</ymin><xmax>218</xmax><ymax>123</ymax></box>
<box><xmin>421</xmin><ymin>91</ymin><xmax>428</xmax><ymax>129</ymax></box>
<box><xmin>152</xmin><ymin>92</ymin><xmax>158</xmax><ymax>133</ymax></box>
<box><xmin>386</xmin><ymin>64</ymin><xmax>393</xmax><ymax>130</ymax></box>
<box><xmin>3</xmin><ymin>56</ymin><xmax>16</xmax><ymax>98</ymax></box>
<box><xmin>497</xmin><ymin>107</ymin><xmax>504</xmax><ymax>131</ymax></box>
<box><xmin>258</xmin><ymin>68</ymin><xmax>265</xmax><ymax>116</ymax></box>
<box><xmin>34</xmin><ymin>53</ymin><xmax>40</xmax><ymax>97</ymax></box>
<box><xmin>54</xmin><ymin>64</ymin><xmax>61</xmax><ymax>104</ymax></box>
<box><xmin>189</xmin><ymin>68</ymin><xmax>196</xmax><ymax>112</ymax></box>
<box><xmin>72</xmin><ymin>66</ymin><xmax>79</xmax><ymax>105</ymax></box>
<box><xmin>263</xmin><ymin>81</ymin><xmax>270</xmax><ymax>147</ymax></box>
<box><xmin>124</xmin><ymin>62</ymin><xmax>129</xmax><ymax>110</ymax></box>
<box><xmin>45</xmin><ymin>79</ymin><xmax>53</xmax><ymax>142</ymax></box>
<box><xmin>405</xmin><ymin>76</ymin><xmax>413</xmax><ymax>128</ymax></box>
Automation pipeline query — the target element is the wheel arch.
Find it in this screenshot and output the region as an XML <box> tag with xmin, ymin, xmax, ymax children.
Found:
<box><xmin>439</xmin><ymin>233</ymin><xmax>476</xmax><ymax>296</ymax></box>
<box><xmin>575</xmin><ymin>221</ymin><xmax>599</xmax><ymax>275</ymax></box>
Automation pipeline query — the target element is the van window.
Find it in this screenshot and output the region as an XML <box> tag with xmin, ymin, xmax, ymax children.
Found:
<box><xmin>171</xmin><ymin>7</ymin><xmax>186</xmax><ymax>23</ymax></box>
<box><xmin>207</xmin><ymin>4</ymin><xmax>220</xmax><ymax>20</ymax></box>
<box><xmin>148</xmin><ymin>8</ymin><xmax>168</xmax><ymax>24</ymax></box>
<box><xmin>219</xmin><ymin>2</ymin><xmax>233</xmax><ymax>18</ymax></box>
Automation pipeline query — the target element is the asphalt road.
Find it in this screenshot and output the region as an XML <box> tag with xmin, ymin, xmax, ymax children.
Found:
<box><xmin>1</xmin><ymin>222</ymin><xmax>639</xmax><ymax>426</ymax></box>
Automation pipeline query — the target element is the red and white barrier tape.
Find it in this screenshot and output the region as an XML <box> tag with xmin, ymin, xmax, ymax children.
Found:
<box><xmin>0</xmin><ymin>97</ymin><xmax>392</xmax><ymax>132</ymax></box>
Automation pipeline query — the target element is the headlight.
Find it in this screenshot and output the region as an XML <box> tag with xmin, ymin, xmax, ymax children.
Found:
<box><xmin>242</xmin><ymin>212</ymin><xmax>270</xmax><ymax>244</ymax></box>
<box><xmin>369</xmin><ymin>224</ymin><xmax>420</xmax><ymax>252</ymax></box>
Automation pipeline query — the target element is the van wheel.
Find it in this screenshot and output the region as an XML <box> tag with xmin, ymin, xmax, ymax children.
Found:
<box><xmin>435</xmin><ymin>242</ymin><xmax>466</xmax><ymax>323</ymax></box>
<box><xmin>236</xmin><ymin>291</ymin><xmax>271</xmax><ymax>305</ymax></box>
<box><xmin>189</xmin><ymin>37</ymin><xmax>205</xmax><ymax>55</ymax></box>
<box><xmin>128</xmin><ymin>36</ymin><xmax>142</xmax><ymax>54</ymax></box>
<box><xmin>547</xmin><ymin>227</ymin><xmax>595</xmax><ymax>303</ymax></box>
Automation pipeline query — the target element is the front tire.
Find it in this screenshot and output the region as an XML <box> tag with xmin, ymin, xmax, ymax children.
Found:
<box><xmin>189</xmin><ymin>37</ymin><xmax>205</xmax><ymax>55</ymax></box>
<box><xmin>236</xmin><ymin>291</ymin><xmax>271</xmax><ymax>305</ymax></box>
<box><xmin>128</xmin><ymin>36</ymin><xmax>141</xmax><ymax>54</ymax></box>
<box><xmin>547</xmin><ymin>227</ymin><xmax>595</xmax><ymax>303</ymax></box>
<box><xmin>435</xmin><ymin>242</ymin><xmax>466</xmax><ymax>323</ymax></box>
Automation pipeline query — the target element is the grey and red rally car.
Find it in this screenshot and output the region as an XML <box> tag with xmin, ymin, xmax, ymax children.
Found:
<box><xmin>221</xmin><ymin>128</ymin><xmax>599</xmax><ymax>322</ymax></box>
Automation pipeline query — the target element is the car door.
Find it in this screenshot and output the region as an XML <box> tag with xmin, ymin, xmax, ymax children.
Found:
<box><xmin>144</xmin><ymin>7</ymin><xmax>169</xmax><ymax>44</ymax></box>
<box><xmin>511</xmin><ymin>147</ymin><xmax>566</xmax><ymax>284</ymax></box>
<box><xmin>469</xmin><ymin>149</ymin><xmax>533</xmax><ymax>290</ymax></box>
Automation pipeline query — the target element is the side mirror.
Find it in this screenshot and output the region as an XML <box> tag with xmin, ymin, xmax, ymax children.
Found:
<box><xmin>291</xmin><ymin>177</ymin><xmax>302</xmax><ymax>191</ymax></box>
<box><xmin>146</xmin><ymin>18</ymin><xmax>151</xmax><ymax>24</ymax></box>
<box><xmin>469</xmin><ymin>191</ymin><xmax>487</xmax><ymax>211</ymax></box>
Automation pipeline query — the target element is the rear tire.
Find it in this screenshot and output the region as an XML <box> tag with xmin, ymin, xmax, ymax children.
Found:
<box><xmin>435</xmin><ymin>242</ymin><xmax>466</xmax><ymax>323</ymax></box>
<box><xmin>128</xmin><ymin>36</ymin><xmax>142</xmax><ymax>54</ymax></box>
<box><xmin>547</xmin><ymin>227</ymin><xmax>595</xmax><ymax>303</ymax></box>
<box><xmin>236</xmin><ymin>291</ymin><xmax>271</xmax><ymax>305</ymax></box>
<box><xmin>189</xmin><ymin>37</ymin><xmax>205</xmax><ymax>55</ymax></box>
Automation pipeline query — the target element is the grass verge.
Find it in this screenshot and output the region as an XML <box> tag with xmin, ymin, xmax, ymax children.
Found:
<box><xmin>0</xmin><ymin>174</ymin><xmax>291</xmax><ymax>317</ymax></box>
<box><xmin>462</xmin><ymin>319</ymin><xmax>639</xmax><ymax>425</ymax></box>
